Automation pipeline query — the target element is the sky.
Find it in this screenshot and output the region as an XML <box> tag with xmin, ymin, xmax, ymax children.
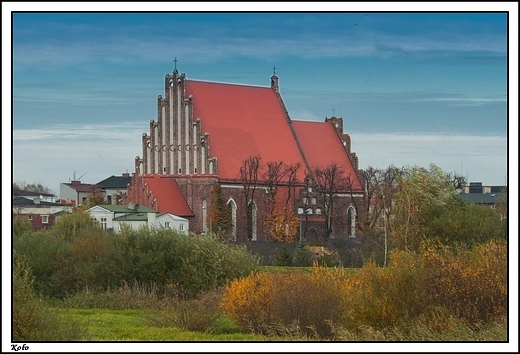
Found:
<box><xmin>3</xmin><ymin>3</ymin><xmax>519</xmax><ymax>352</ymax></box>
<box><xmin>6</xmin><ymin>4</ymin><xmax>516</xmax><ymax>197</ymax></box>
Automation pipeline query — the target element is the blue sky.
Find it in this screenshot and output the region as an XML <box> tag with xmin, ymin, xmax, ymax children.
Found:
<box><xmin>6</xmin><ymin>4</ymin><xmax>516</xmax><ymax>196</ymax></box>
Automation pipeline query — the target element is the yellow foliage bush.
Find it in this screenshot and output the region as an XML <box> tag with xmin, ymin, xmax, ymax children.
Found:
<box><xmin>221</xmin><ymin>240</ymin><xmax>507</xmax><ymax>337</ymax></box>
<box><xmin>220</xmin><ymin>272</ymin><xmax>275</xmax><ymax>333</ymax></box>
<box><xmin>220</xmin><ymin>267</ymin><xmax>350</xmax><ymax>338</ymax></box>
<box><xmin>422</xmin><ymin>239</ymin><xmax>507</xmax><ymax>323</ymax></box>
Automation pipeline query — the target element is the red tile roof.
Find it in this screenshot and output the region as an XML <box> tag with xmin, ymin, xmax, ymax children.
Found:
<box><xmin>185</xmin><ymin>80</ymin><xmax>308</xmax><ymax>181</ymax></box>
<box><xmin>143</xmin><ymin>176</ymin><xmax>194</xmax><ymax>217</ymax></box>
<box><xmin>292</xmin><ymin>121</ymin><xmax>364</xmax><ymax>192</ymax></box>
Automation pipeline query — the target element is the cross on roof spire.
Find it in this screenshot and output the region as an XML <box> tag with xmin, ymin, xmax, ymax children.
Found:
<box><xmin>173</xmin><ymin>57</ymin><xmax>178</xmax><ymax>73</ymax></box>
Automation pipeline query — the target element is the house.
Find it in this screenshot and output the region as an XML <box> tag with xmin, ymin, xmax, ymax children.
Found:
<box><xmin>60</xmin><ymin>180</ymin><xmax>105</xmax><ymax>207</ymax></box>
<box><xmin>12</xmin><ymin>188</ymin><xmax>57</xmax><ymax>203</ymax></box>
<box><xmin>12</xmin><ymin>197</ymin><xmax>73</xmax><ymax>231</ymax></box>
<box><xmin>87</xmin><ymin>203</ymin><xmax>189</xmax><ymax>233</ymax></box>
<box><xmin>124</xmin><ymin>68</ymin><xmax>365</xmax><ymax>243</ymax></box>
<box><xmin>459</xmin><ymin>182</ymin><xmax>507</xmax><ymax>219</ymax></box>
<box><xmin>96</xmin><ymin>173</ymin><xmax>132</xmax><ymax>205</ymax></box>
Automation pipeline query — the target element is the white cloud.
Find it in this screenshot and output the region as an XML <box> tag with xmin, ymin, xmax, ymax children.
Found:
<box><xmin>351</xmin><ymin>133</ymin><xmax>508</xmax><ymax>186</ymax></box>
<box><xmin>12</xmin><ymin>123</ymin><xmax>145</xmax><ymax>194</ymax></box>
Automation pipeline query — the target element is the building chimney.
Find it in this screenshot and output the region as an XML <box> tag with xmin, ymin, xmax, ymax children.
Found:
<box><xmin>71</xmin><ymin>180</ymin><xmax>81</xmax><ymax>185</ymax></box>
<box><xmin>122</xmin><ymin>172</ymin><xmax>130</xmax><ymax>178</ymax></box>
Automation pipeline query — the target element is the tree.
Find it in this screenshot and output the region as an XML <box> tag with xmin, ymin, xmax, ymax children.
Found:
<box><xmin>391</xmin><ymin>164</ymin><xmax>461</xmax><ymax>251</ymax></box>
<box><xmin>13</xmin><ymin>181</ymin><xmax>55</xmax><ymax>195</ymax></box>
<box><xmin>208</xmin><ymin>183</ymin><xmax>233</xmax><ymax>240</ymax></box>
<box><xmin>262</xmin><ymin>161</ymin><xmax>302</xmax><ymax>243</ymax></box>
<box><xmin>13</xmin><ymin>216</ymin><xmax>33</xmax><ymax>238</ymax></box>
<box><xmin>358</xmin><ymin>165</ymin><xmax>401</xmax><ymax>234</ymax></box>
<box><xmin>264</xmin><ymin>161</ymin><xmax>288</xmax><ymax>219</ymax></box>
<box><xmin>239</xmin><ymin>156</ymin><xmax>261</xmax><ymax>240</ymax></box>
<box><xmin>52</xmin><ymin>210</ymin><xmax>99</xmax><ymax>240</ymax></box>
<box><xmin>312</xmin><ymin>163</ymin><xmax>350</xmax><ymax>240</ymax></box>
<box><xmin>78</xmin><ymin>185</ymin><xmax>106</xmax><ymax>210</ymax></box>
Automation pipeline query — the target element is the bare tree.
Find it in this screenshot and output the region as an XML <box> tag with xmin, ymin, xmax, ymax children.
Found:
<box><xmin>239</xmin><ymin>156</ymin><xmax>261</xmax><ymax>240</ymax></box>
<box><xmin>13</xmin><ymin>181</ymin><xmax>54</xmax><ymax>195</ymax></box>
<box><xmin>264</xmin><ymin>161</ymin><xmax>287</xmax><ymax>217</ymax></box>
<box><xmin>358</xmin><ymin>165</ymin><xmax>402</xmax><ymax>234</ymax></box>
<box><xmin>284</xmin><ymin>163</ymin><xmax>301</xmax><ymax>207</ymax></box>
<box><xmin>312</xmin><ymin>163</ymin><xmax>349</xmax><ymax>240</ymax></box>
<box><xmin>263</xmin><ymin>161</ymin><xmax>302</xmax><ymax>243</ymax></box>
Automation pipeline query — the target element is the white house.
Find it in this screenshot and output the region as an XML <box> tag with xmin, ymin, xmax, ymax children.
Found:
<box><xmin>156</xmin><ymin>213</ymin><xmax>189</xmax><ymax>234</ymax></box>
<box><xmin>87</xmin><ymin>203</ymin><xmax>188</xmax><ymax>233</ymax></box>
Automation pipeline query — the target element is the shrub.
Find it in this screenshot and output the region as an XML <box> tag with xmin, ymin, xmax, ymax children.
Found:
<box><xmin>13</xmin><ymin>252</ymin><xmax>83</xmax><ymax>341</ymax></box>
<box><xmin>15</xmin><ymin>224</ymin><xmax>259</xmax><ymax>300</ymax></box>
<box><xmin>421</xmin><ymin>239</ymin><xmax>507</xmax><ymax>324</ymax></box>
<box><xmin>273</xmin><ymin>247</ymin><xmax>293</xmax><ymax>266</ymax></box>
<box><xmin>343</xmin><ymin>254</ymin><xmax>427</xmax><ymax>330</ymax></box>
<box><xmin>220</xmin><ymin>267</ymin><xmax>350</xmax><ymax>338</ymax></box>
<box><xmin>13</xmin><ymin>215</ymin><xmax>32</xmax><ymax>238</ymax></box>
<box><xmin>170</xmin><ymin>289</ymin><xmax>223</xmax><ymax>333</ymax></box>
<box><xmin>220</xmin><ymin>272</ymin><xmax>275</xmax><ymax>333</ymax></box>
<box><xmin>60</xmin><ymin>280</ymin><xmax>166</xmax><ymax>310</ymax></box>
<box><xmin>293</xmin><ymin>242</ymin><xmax>313</xmax><ymax>267</ymax></box>
<box><xmin>13</xmin><ymin>230</ymin><xmax>70</xmax><ymax>298</ymax></box>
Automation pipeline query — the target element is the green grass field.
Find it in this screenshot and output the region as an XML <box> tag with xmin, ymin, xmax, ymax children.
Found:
<box><xmin>55</xmin><ymin>307</ymin><xmax>507</xmax><ymax>342</ymax></box>
<box><xmin>55</xmin><ymin>308</ymin><xmax>285</xmax><ymax>341</ymax></box>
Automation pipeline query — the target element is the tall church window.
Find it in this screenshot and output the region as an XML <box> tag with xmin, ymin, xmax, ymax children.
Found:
<box><xmin>227</xmin><ymin>198</ymin><xmax>237</xmax><ymax>241</ymax></box>
<box><xmin>202</xmin><ymin>200</ymin><xmax>208</xmax><ymax>232</ymax></box>
<box><xmin>252</xmin><ymin>201</ymin><xmax>258</xmax><ymax>241</ymax></box>
<box><xmin>347</xmin><ymin>206</ymin><xmax>357</xmax><ymax>238</ymax></box>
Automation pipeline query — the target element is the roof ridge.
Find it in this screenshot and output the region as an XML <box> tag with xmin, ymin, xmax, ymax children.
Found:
<box><xmin>187</xmin><ymin>78</ymin><xmax>269</xmax><ymax>89</ymax></box>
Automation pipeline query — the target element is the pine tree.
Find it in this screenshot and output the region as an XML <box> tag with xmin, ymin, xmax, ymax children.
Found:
<box><xmin>208</xmin><ymin>183</ymin><xmax>233</xmax><ymax>239</ymax></box>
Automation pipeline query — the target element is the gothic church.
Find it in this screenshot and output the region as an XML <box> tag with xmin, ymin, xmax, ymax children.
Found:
<box><xmin>124</xmin><ymin>67</ymin><xmax>365</xmax><ymax>243</ymax></box>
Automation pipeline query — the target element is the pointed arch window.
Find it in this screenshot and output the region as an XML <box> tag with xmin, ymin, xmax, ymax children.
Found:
<box><xmin>227</xmin><ymin>198</ymin><xmax>237</xmax><ymax>241</ymax></box>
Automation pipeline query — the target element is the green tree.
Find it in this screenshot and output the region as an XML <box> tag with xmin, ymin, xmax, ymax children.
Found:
<box><xmin>52</xmin><ymin>210</ymin><xmax>100</xmax><ymax>240</ymax></box>
<box><xmin>208</xmin><ymin>183</ymin><xmax>233</xmax><ymax>240</ymax></box>
<box><xmin>13</xmin><ymin>251</ymin><xmax>83</xmax><ymax>340</ymax></box>
<box><xmin>13</xmin><ymin>215</ymin><xmax>33</xmax><ymax>238</ymax></box>
<box><xmin>391</xmin><ymin>164</ymin><xmax>465</xmax><ymax>251</ymax></box>
<box><xmin>428</xmin><ymin>199</ymin><xmax>506</xmax><ymax>247</ymax></box>
<box><xmin>78</xmin><ymin>184</ymin><xmax>107</xmax><ymax>210</ymax></box>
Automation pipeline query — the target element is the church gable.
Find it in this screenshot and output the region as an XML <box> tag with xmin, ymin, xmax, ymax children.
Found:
<box><xmin>136</xmin><ymin>70</ymin><xmax>210</xmax><ymax>177</ymax></box>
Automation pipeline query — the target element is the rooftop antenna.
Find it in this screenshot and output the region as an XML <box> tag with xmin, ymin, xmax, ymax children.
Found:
<box><xmin>273</xmin><ymin>65</ymin><xmax>276</xmax><ymax>75</ymax></box>
<box><xmin>74</xmin><ymin>171</ymin><xmax>87</xmax><ymax>181</ymax></box>
<box><xmin>332</xmin><ymin>107</ymin><xmax>335</xmax><ymax>117</ymax></box>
